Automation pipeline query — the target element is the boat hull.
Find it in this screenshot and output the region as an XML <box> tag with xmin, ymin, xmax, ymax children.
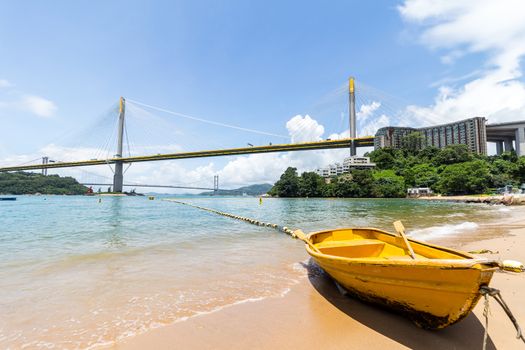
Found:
<box><xmin>305</xmin><ymin>228</ymin><xmax>497</xmax><ymax>329</ymax></box>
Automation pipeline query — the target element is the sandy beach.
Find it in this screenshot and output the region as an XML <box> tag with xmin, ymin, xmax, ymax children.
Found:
<box><xmin>109</xmin><ymin>207</ymin><xmax>525</xmax><ymax>350</ymax></box>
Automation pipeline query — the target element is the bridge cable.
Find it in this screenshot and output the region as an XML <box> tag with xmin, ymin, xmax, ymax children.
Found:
<box><xmin>12</xmin><ymin>157</ymin><xmax>44</xmax><ymax>167</ymax></box>
<box><xmin>125</xmin><ymin>103</ymin><xmax>228</xmax><ymax>153</ymax></box>
<box><xmin>126</xmin><ymin>99</ymin><xmax>289</xmax><ymax>139</ymax></box>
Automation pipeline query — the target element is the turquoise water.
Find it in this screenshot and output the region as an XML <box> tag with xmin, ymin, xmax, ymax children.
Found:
<box><xmin>0</xmin><ymin>195</ymin><xmax>509</xmax><ymax>349</ymax></box>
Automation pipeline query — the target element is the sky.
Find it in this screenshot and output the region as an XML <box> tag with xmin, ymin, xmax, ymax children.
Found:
<box><xmin>1</xmin><ymin>0</ymin><xmax>525</xmax><ymax>192</ymax></box>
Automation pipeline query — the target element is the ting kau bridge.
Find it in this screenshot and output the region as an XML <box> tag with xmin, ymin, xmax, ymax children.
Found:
<box><xmin>0</xmin><ymin>78</ymin><xmax>374</xmax><ymax>192</ymax></box>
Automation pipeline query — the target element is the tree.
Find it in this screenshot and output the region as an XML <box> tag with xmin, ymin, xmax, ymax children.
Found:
<box><xmin>371</xmin><ymin>170</ymin><xmax>406</xmax><ymax>198</ymax></box>
<box><xmin>401</xmin><ymin>132</ymin><xmax>424</xmax><ymax>155</ymax></box>
<box><xmin>333</xmin><ymin>170</ymin><xmax>373</xmax><ymax>197</ymax></box>
<box><xmin>270</xmin><ymin>167</ymin><xmax>300</xmax><ymax>197</ymax></box>
<box><xmin>513</xmin><ymin>156</ymin><xmax>525</xmax><ymax>184</ymax></box>
<box><xmin>298</xmin><ymin>172</ymin><xmax>326</xmax><ymax>197</ymax></box>
<box><xmin>411</xmin><ymin>164</ymin><xmax>439</xmax><ymax>188</ymax></box>
<box><xmin>436</xmin><ymin>160</ymin><xmax>491</xmax><ymax>195</ymax></box>
<box><xmin>489</xmin><ymin>159</ymin><xmax>517</xmax><ymax>187</ymax></box>
<box><xmin>434</xmin><ymin>144</ymin><xmax>472</xmax><ymax>165</ymax></box>
<box><xmin>0</xmin><ymin>172</ymin><xmax>88</xmax><ymax>195</ymax></box>
<box><xmin>368</xmin><ymin>148</ymin><xmax>397</xmax><ymax>169</ymax></box>
<box><xmin>501</xmin><ymin>150</ymin><xmax>518</xmax><ymax>163</ymax></box>
<box><xmin>322</xmin><ymin>181</ymin><xmax>335</xmax><ymax>197</ymax></box>
<box><xmin>417</xmin><ymin>146</ymin><xmax>440</xmax><ymax>163</ymax></box>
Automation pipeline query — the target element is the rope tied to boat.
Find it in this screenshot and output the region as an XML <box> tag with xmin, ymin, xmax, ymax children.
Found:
<box><xmin>481</xmin><ymin>290</ymin><xmax>491</xmax><ymax>350</ymax></box>
<box><xmin>479</xmin><ymin>285</ymin><xmax>525</xmax><ymax>349</ymax></box>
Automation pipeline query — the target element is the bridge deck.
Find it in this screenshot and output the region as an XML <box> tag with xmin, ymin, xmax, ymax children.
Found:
<box><xmin>0</xmin><ymin>137</ymin><xmax>374</xmax><ymax>172</ymax></box>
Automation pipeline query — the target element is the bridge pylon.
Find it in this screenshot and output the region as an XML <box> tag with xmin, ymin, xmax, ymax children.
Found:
<box><xmin>213</xmin><ymin>175</ymin><xmax>219</xmax><ymax>193</ymax></box>
<box><xmin>42</xmin><ymin>157</ymin><xmax>48</xmax><ymax>176</ymax></box>
<box><xmin>113</xmin><ymin>97</ymin><xmax>125</xmax><ymax>192</ymax></box>
<box><xmin>349</xmin><ymin>76</ymin><xmax>356</xmax><ymax>156</ymax></box>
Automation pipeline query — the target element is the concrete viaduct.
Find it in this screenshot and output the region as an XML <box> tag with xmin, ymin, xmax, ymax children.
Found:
<box><xmin>486</xmin><ymin>120</ymin><xmax>525</xmax><ymax>156</ymax></box>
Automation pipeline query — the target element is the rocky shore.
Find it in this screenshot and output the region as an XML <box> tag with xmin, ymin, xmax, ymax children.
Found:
<box><xmin>419</xmin><ymin>194</ymin><xmax>525</xmax><ymax>205</ymax></box>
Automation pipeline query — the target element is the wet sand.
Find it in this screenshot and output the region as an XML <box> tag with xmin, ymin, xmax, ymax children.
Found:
<box><xmin>112</xmin><ymin>210</ymin><xmax>525</xmax><ymax>350</ymax></box>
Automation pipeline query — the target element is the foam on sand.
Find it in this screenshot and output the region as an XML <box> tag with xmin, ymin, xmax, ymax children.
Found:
<box><xmin>409</xmin><ymin>222</ymin><xmax>479</xmax><ymax>241</ymax></box>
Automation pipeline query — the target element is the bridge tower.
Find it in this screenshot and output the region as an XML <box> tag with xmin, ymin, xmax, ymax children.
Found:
<box><xmin>113</xmin><ymin>97</ymin><xmax>125</xmax><ymax>193</ymax></box>
<box><xmin>42</xmin><ymin>157</ymin><xmax>49</xmax><ymax>176</ymax></box>
<box><xmin>349</xmin><ymin>77</ymin><xmax>356</xmax><ymax>156</ymax></box>
<box><xmin>213</xmin><ymin>175</ymin><xmax>219</xmax><ymax>193</ymax></box>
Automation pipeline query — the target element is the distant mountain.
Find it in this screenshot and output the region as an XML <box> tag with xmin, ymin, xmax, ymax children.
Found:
<box><xmin>199</xmin><ymin>183</ymin><xmax>273</xmax><ymax>196</ymax></box>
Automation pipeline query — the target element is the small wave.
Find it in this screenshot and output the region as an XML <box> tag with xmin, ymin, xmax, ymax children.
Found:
<box><xmin>84</xmin><ymin>269</ymin><xmax>304</xmax><ymax>350</ymax></box>
<box><xmin>446</xmin><ymin>212</ymin><xmax>466</xmax><ymax>217</ymax></box>
<box><xmin>498</xmin><ymin>207</ymin><xmax>511</xmax><ymax>212</ymax></box>
<box><xmin>410</xmin><ymin>222</ymin><xmax>478</xmax><ymax>240</ymax></box>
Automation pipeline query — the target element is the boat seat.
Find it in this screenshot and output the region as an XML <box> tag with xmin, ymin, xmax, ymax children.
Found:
<box><xmin>316</xmin><ymin>239</ymin><xmax>386</xmax><ymax>258</ymax></box>
<box><xmin>315</xmin><ymin>239</ymin><xmax>383</xmax><ymax>249</ymax></box>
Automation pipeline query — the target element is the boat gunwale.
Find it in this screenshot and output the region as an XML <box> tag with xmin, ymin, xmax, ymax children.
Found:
<box><xmin>305</xmin><ymin>227</ymin><xmax>499</xmax><ymax>269</ymax></box>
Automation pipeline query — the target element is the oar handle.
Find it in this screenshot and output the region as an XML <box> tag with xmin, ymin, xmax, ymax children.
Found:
<box><xmin>500</xmin><ymin>260</ymin><xmax>525</xmax><ymax>273</ymax></box>
<box><xmin>393</xmin><ymin>220</ymin><xmax>416</xmax><ymax>260</ymax></box>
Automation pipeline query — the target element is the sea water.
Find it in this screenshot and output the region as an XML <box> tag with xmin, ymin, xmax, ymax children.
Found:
<box><xmin>0</xmin><ymin>196</ymin><xmax>509</xmax><ymax>349</ymax></box>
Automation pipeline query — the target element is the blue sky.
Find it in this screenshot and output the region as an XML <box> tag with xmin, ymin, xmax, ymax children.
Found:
<box><xmin>2</xmin><ymin>1</ymin><xmax>525</xmax><ymax>190</ymax></box>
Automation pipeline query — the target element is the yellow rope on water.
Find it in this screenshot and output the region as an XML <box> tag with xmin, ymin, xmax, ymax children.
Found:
<box><xmin>163</xmin><ymin>199</ymin><xmax>299</xmax><ymax>238</ymax></box>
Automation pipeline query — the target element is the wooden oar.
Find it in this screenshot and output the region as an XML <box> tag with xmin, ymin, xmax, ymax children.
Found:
<box><xmin>393</xmin><ymin>220</ymin><xmax>416</xmax><ymax>260</ymax></box>
<box><xmin>293</xmin><ymin>229</ymin><xmax>321</xmax><ymax>254</ymax></box>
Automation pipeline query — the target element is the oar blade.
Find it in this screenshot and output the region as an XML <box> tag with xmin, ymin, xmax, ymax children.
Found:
<box><xmin>393</xmin><ymin>220</ymin><xmax>405</xmax><ymax>235</ymax></box>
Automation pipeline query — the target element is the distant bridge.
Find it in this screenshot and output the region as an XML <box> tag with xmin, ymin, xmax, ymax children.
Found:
<box><xmin>81</xmin><ymin>183</ymin><xmax>218</xmax><ymax>191</ymax></box>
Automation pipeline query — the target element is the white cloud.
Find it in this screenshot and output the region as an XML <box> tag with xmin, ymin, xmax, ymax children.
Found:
<box><xmin>20</xmin><ymin>95</ymin><xmax>57</xmax><ymax>118</ymax></box>
<box><xmin>398</xmin><ymin>0</ymin><xmax>525</xmax><ymax>124</ymax></box>
<box><xmin>0</xmin><ymin>80</ymin><xmax>57</xmax><ymax>118</ymax></box>
<box><xmin>286</xmin><ymin>115</ymin><xmax>324</xmax><ymax>143</ymax></box>
<box><xmin>359</xmin><ymin>114</ymin><xmax>391</xmax><ymax>137</ymax></box>
<box><xmin>356</xmin><ymin>101</ymin><xmax>381</xmax><ymax>122</ymax></box>
<box><xmin>0</xmin><ymin>79</ymin><xmax>11</xmax><ymax>88</ymax></box>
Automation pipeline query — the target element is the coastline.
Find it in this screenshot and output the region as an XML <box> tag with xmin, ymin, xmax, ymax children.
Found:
<box><xmin>111</xmin><ymin>206</ymin><xmax>525</xmax><ymax>350</ymax></box>
<box><xmin>418</xmin><ymin>194</ymin><xmax>525</xmax><ymax>205</ymax></box>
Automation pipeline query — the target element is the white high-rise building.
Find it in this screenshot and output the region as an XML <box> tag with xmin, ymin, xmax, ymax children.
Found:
<box><xmin>314</xmin><ymin>156</ymin><xmax>375</xmax><ymax>178</ymax></box>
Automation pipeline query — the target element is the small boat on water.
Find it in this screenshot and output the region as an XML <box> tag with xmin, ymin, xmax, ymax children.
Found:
<box><xmin>301</xmin><ymin>224</ymin><xmax>501</xmax><ymax>329</ymax></box>
<box><xmin>0</xmin><ymin>197</ymin><xmax>16</xmax><ymax>201</ymax></box>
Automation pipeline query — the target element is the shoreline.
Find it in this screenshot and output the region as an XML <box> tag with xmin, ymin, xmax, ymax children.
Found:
<box><xmin>110</xmin><ymin>206</ymin><xmax>525</xmax><ymax>350</ymax></box>
<box><xmin>418</xmin><ymin>194</ymin><xmax>525</xmax><ymax>205</ymax></box>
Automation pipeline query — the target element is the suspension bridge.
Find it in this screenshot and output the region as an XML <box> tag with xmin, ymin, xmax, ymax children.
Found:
<box><xmin>0</xmin><ymin>77</ymin><xmax>382</xmax><ymax>192</ymax></box>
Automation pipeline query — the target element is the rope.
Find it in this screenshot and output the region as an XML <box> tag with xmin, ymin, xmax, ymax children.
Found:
<box><xmin>163</xmin><ymin>199</ymin><xmax>298</xmax><ymax>237</ymax></box>
<box><xmin>482</xmin><ymin>291</ymin><xmax>490</xmax><ymax>350</ymax></box>
<box><xmin>479</xmin><ymin>285</ymin><xmax>525</xmax><ymax>349</ymax></box>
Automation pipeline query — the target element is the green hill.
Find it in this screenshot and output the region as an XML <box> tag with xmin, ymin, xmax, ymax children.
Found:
<box><xmin>0</xmin><ymin>172</ymin><xmax>89</xmax><ymax>195</ymax></box>
<box><xmin>200</xmin><ymin>183</ymin><xmax>273</xmax><ymax>196</ymax></box>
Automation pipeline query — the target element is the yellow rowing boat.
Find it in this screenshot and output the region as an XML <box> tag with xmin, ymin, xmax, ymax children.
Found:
<box><xmin>301</xmin><ymin>225</ymin><xmax>499</xmax><ymax>329</ymax></box>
